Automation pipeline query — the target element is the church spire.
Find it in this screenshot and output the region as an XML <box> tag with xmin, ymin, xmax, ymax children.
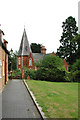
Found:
<box><xmin>18</xmin><ymin>28</ymin><xmax>30</xmax><ymax>56</ymax></box>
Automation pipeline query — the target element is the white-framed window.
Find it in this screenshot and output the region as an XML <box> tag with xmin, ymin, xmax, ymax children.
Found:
<box><xmin>3</xmin><ymin>61</ymin><xmax>5</xmax><ymax>76</ymax></box>
<box><xmin>18</xmin><ymin>57</ymin><xmax>20</xmax><ymax>65</ymax></box>
<box><xmin>0</xmin><ymin>60</ymin><xmax>2</xmax><ymax>78</ymax></box>
<box><xmin>29</xmin><ymin>58</ymin><xmax>32</xmax><ymax>66</ymax></box>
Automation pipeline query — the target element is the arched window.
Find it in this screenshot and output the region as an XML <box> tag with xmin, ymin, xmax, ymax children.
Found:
<box><xmin>18</xmin><ymin>57</ymin><xmax>20</xmax><ymax>65</ymax></box>
<box><xmin>29</xmin><ymin>58</ymin><xmax>32</xmax><ymax>66</ymax></box>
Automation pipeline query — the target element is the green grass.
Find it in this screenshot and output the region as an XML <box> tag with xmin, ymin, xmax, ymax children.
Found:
<box><xmin>26</xmin><ymin>80</ymin><xmax>78</xmax><ymax>118</ymax></box>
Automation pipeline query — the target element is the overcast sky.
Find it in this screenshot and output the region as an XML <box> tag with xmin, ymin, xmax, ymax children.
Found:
<box><xmin>0</xmin><ymin>0</ymin><xmax>79</xmax><ymax>53</ymax></box>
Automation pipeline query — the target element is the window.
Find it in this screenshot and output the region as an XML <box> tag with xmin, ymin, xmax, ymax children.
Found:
<box><xmin>29</xmin><ymin>58</ymin><xmax>32</xmax><ymax>66</ymax></box>
<box><xmin>18</xmin><ymin>57</ymin><xmax>20</xmax><ymax>65</ymax></box>
<box><xmin>3</xmin><ymin>61</ymin><xmax>4</xmax><ymax>76</ymax></box>
<box><xmin>0</xmin><ymin>60</ymin><xmax>2</xmax><ymax>78</ymax></box>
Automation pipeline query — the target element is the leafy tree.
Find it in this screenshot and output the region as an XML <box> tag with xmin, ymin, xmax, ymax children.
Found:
<box><xmin>30</xmin><ymin>43</ymin><xmax>41</xmax><ymax>53</ymax></box>
<box><xmin>72</xmin><ymin>34</ymin><xmax>80</xmax><ymax>60</ymax></box>
<box><xmin>70</xmin><ymin>59</ymin><xmax>80</xmax><ymax>82</ymax></box>
<box><xmin>56</xmin><ymin>16</ymin><xmax>78</xmax><ymax>65</ymax></box>
<box><xmin>8</xmin><ymin>50</ymin><xmax>18</xmax><ymax>71</ymax></box>
<box><xmin>36</xmin><ymin>55</ymin><xmax>69</xmax><ymax>82</ymax></box>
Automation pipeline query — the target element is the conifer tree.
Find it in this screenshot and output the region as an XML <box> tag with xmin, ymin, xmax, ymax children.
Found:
<box><xmin>57</xmin><ymin>16</ymin><xmax>78</xmax><ymax>65</ymax></box>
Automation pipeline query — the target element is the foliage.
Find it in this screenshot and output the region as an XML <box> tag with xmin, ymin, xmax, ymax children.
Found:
<box><xmin>70</xmin><ymin>59</ymin><xmax>80</xmax><ymax>82</ymax></box>
<box><xmin>8</xmin><ymin>50</ymin><xmax>17</xmax><ymax>71</ymax></box>
<box><xmin>24</xmin><ymin>67</ymin><xmax>36</xmax><ymax>79</ymax></box>
<box><xmin>30</xmin><ymin>43</ymin><xmax>41</xmax><ymax>53</ymax></box>
<box><xmin>36</xmin><ymin>55</ymin><xmax>69</xmax><ymax>82</ymax></box>
<box><xmin>72</xmin><ymin>34</ymin><xmax>80</xmax><ymax>60</ymax></box>
<box><xmin>9</xmin><ymin>69</ymin><xmax>22</xmax><ymax>79</ymax></box>
<box><xmin>56</xmin><ymin>16</ymin><xmax>78</xmax><ymax>65</ymax></box>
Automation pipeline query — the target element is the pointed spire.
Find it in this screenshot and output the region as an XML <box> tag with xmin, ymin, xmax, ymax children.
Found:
<box><xmin>18</xmin><ymin>28</ymin><xmax>30</xmax><ymax>56</ymax></box>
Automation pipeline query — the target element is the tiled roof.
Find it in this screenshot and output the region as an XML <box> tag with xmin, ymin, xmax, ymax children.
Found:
<box><xmin>32</xmin><ymin>53</ymin><xmax>45</xmax><ymax>62</ymax></box>
<box><xmin>32</xmin><ymin>52</ymin><xmax>55</xmax><ymax>62</ymax></box>
<box><xmin>18</xmin><ymin>28</ymin><xmax>30</xmax><ymax>56</ymax></box>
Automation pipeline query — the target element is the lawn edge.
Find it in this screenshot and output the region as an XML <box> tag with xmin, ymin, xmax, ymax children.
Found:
<box><xmin>23</xmin><ymin>79</ymin><xmax>46</xmax><ymax>120</ymax></box>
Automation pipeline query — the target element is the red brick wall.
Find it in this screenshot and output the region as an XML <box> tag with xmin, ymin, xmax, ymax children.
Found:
<box><xmin>27</xmin><ymin>53</ymin><xmax>34</xmax><ymax>69</ymax></box>
<box><xmin>6</xmin><ymin>54</ymin><xmax>8</xmax><ymax>83</ymax></box>
<box><xmin>17</xmin><ymin>56</ymin><xmax>29</xmax><ymax>70</ymax></box>
<box><xmin>0</xmin><ymin>46</ymin><xmax>2</xmax><ymax>91</ymax></box>
<box><xmin>2</xmin><ymin>49</ymin><xmax>5</xmax><ymax>88</ymax></box>
<box><xmin>0</xmin><ymin>46</ymin><xmax>8</xmax><ymax>92</ymax></box>
<box><xmin>17</xmin><ymin>53</ymin><xmax>34</xmax><ymax>70</ymax></box>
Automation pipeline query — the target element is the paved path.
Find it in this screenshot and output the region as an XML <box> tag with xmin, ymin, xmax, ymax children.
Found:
<box><xmin>2</xmin><ymin>80</ymin><xmax>42</xmax><ymax>119</ymax></box>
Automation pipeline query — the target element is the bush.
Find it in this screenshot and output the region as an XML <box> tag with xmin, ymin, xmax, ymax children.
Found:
<box><xmin>11</xmin><ymin>69</ymin><xmax>22</xmax><ymax>79</ymax></box>
<box><xmin>24</xmin><ymin>69</ymin><xmax>36</xmax><ymax>80</ymax></box>
<box><xmin>36</xmin><ymin>55</ymin><xmax>70</xmax><ymax>82</ymax></box>
<box><xmin>70</xmin><ymin>59</ymin><xmax>80</xmax><ymax>82</ymax></box>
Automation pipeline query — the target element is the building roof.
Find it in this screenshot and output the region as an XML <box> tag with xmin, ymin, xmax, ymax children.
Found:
<box><xmin>0</xmin><ymin>29</ymin><xmax>5</xmax><ymax>35</ymax></box>
<box><xmin>32</xmin><ymin>52</ymin><xmax>55</xmax><ymax>63</ymax></box>
<box><xmin>32</xmin><ymin>53</ymin><xmax>45</xmax><ymax>62</ymax></box>
<box><xmin>0</xmin><ymin>30</ymin><xmax>9</xmax><ymax>54</ymax></box>
<box><xmin>18</xmin><ymin>28</ymin><xmax>30</xmax><ymax>56</ymax></box>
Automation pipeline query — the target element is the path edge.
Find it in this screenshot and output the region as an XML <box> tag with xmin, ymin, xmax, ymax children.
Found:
<box><xmin>23</xmin><ymin>79</ymin><xmax>46</xmax><ymax>120</ymax></box>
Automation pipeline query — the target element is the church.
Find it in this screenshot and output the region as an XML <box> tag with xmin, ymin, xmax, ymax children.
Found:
<box><xmin>17</xmin><ymin>28</ymin><xmax>68</xmax><ymax>78</ymax></box>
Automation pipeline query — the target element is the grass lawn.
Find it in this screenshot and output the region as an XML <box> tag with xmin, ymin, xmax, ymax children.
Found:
<box><xmin>26</xmin><ymin>80</ymin><xmax>78</xmax><ymax>118</ymax></box>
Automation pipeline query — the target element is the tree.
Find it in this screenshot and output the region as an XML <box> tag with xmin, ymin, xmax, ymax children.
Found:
<box><xmin>30</xmin><ymin>43</ymin><xmax>41</xmax><ymax>53</ymax></box>
<box><xmin>36</xmin><ymin>55</ymin><xmax>69</xmax><ymax>82</ymax></box>
<box><xmin>72</xmin><ymin>34</ymin><xmax>80</xmax><ymax>59</ymax></box>
<box><xmin>70</xmin><ymin>59</ymin><xmax>80</xmax><ymax>82</ymax></box>
<box><xmin>56</xmin><ymin>16</ymin><xmax>78</xmax><ymax>65</ymax></box>
<box><xmin>8</xmin><ymin>50</ymin><xmax>18</xmax><ymax>71</ymax></box>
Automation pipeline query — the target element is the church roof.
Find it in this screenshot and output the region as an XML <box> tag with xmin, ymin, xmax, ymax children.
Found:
<box><xmin>32</xmin><ymin>52</ymin><xmax>55</xmax><ymax>63</ymax></box>
<box><xmin>32</xmin><ymin>53</ymin><xmax>45</xmax><ymax>62</ymax></box>
<box><xmin>18</xmin><ymin>28</ymin><xmax>30</xmax><ymax>56</ymax></box>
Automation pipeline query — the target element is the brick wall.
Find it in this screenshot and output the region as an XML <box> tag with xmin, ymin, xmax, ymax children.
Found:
<box><xmin>17</xmin><ymin>53</ymin><xmax>34</xmax><ymax>70</ymax></box>
<box><xmin>6</xmin><ymin>54</ymin><xmax>8</xmax><ymax>83</ymax></box>
<box><xmin>2</xmin><ymin>49</ymin><xmax>5</xmax><ymax>88</ymax></box>
<box><xmin>0</xmin><ymin>46</ymin><xmax>2</xmax><ymax>91</ymax></box>
<box><xmin>0</xmin><ymin>46</ymin><xmax>8</xmax><ymax>92</ymax></box>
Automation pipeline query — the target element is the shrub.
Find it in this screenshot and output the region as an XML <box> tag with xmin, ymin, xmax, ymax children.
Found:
<box><xmin>36</xmin><ymin>55</ymin><xmax>70</xmax><ymax>82</ymax></box>
<box><xmin>11</xmin><ymin>69</ymin><xmax>22</xmax><ymax>79</ymax></box>
<box><xmin>24</xmin><ymin>69</ymin><xmax>36</xmax><ymax>80</ymax></box>
<box><xmin>70</xmin><ymin>59</ymin><xmax>80</xmax><ymax>82</ymax></box>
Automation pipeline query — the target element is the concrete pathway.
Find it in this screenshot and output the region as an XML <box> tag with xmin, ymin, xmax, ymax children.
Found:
<box><xmin>2</xmin><ymin>80</ymin><xmax>42</xmax><ymax>119</ymax></box>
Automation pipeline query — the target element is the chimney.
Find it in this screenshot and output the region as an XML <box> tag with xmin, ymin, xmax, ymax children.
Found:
<box><xmin>3</xmin><ymin>39</ymin><xmax>8</xmax><ymax>49</ymax></box>
<box><xmin>41</xmin><ymin>46</ymin><xmax>46</xmax><ymax>54</ymax></box>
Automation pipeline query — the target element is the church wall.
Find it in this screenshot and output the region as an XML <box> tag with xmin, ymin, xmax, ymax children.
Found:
<box><xmin>27</xmin><ymin>53</ymin><xmax>34</xmax><ymax>69</ymax></box>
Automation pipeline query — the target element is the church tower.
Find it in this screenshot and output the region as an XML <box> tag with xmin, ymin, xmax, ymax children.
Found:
<box><xmin>17</xmin><ymin>28</ymin><xmax>34</xmax><ymax>73</ymax></box>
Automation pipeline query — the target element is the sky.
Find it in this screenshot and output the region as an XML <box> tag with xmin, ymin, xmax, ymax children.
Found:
<box><xmin>0</xmin><ymin>0</ymin><xmax>79</xmax><ymax>53</ymax></box>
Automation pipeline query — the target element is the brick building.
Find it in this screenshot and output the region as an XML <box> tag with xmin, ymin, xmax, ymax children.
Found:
<box><xmin>17</xmin><ymin>28</ymin><xmax>68</xmax><ymax>78</ymax></box>
<box><xmin>0</xmin><ymin>29</ymin><xmax>9</xmax><ymax>92</ymax></box>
